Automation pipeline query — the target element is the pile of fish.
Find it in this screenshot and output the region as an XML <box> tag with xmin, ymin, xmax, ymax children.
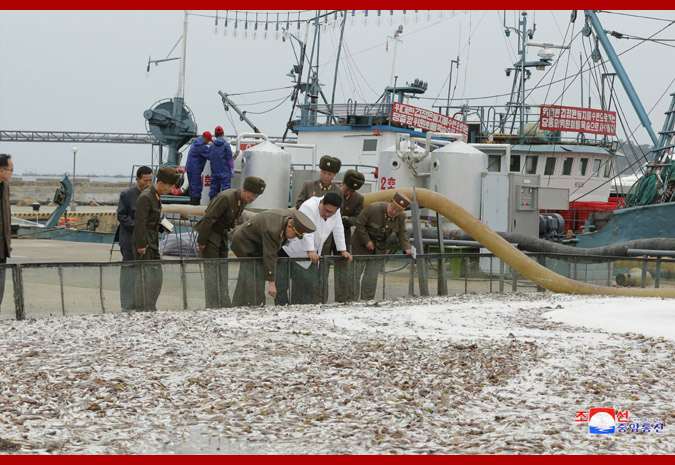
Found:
<box><xmin>0</xmin><ymin>293</ymin><xmax>673</xmax><ymax>454</ymax></box>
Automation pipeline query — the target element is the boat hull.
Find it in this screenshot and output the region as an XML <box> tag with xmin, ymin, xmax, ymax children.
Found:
<box><xmin>576</xmin><ymin>202</ymin><xmax>675</xmax><ymax>248</ymax></box>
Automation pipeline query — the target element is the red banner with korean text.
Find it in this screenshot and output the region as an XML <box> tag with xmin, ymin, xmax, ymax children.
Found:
<box><xmin>540</xmin><ymin>105</ymin><xmax>616</xmax><ymax>136</ymax></box>
<box><xmin>391</xmin><ymin>102</ymin><xmax>469</xmax><ymax>138</ymax></box>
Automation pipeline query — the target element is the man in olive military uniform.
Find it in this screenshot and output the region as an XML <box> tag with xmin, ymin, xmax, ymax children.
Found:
<box><xmin>334</xmin><ymin>169</ymin><xmax>365</xmax><ymax>302</ymax></box>
<box><xmin>132</xmin><ymin>166</ymin><xmax>181</xmax><ymax>311</ymax></box>
<box><xmin>294</xmin><ymin>155</ymin><xmax>342</xmax><ymax>209</ymax></box>
<box><xmin>230</xmin><ymin>209</ymin><xmax>316</xmax><ymax>307</ymax></box>
<box><xmin>351</xmin><ymin>192</ymin><xmax>413</xmax><ymax>301</ymax></box>
<box><xmin>196</xmin><ymin>176</ymin><xmax>266</xmax><ymax>309</ymax></box>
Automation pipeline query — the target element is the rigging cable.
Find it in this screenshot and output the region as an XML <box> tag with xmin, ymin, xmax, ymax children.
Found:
<box><xmin>243</xmin><ymin>93</ymin><xmax>292</xmax><ymax>115</ymax></box>
<box><xmin>226</xmin><ymin>86</ymin><xmax>295</xmax><ymax>97</ymax></box>
<box><xmin>567</xmin><ymin>30</ymin><xmax>673</xmax><ymax>202</ymax></box>
<box><xmin>417</xmin><ymin>18</ymin><xmax>672</xmax><ymax>105</ymax></box>
<box><xmin>224</xmin><ymin>106</ymin><xmax>241</xmax><ymax>135</ymax></box>
<box><xmin>237</xmin><ymin>93</ymin><xmax>292</xmax><ymax>108</ymax></box>
<box><xmin>597</xmin><ymin>11</ymin><xmax>675</xmax><ymax>22</ymax></box>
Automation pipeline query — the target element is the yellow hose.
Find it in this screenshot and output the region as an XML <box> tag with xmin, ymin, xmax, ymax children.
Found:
<box><xmin>365</xmin><ymin>188</ymin><xmax>675</xmax><ymax>298</ymax></box>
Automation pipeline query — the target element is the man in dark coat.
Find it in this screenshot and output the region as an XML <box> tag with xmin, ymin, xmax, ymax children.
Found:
<box><xmin>0</xmin><ymin>154</ymin><xmax>14</xmax><ymax>309</ymax></box>
<box><xmin>196</xmin><ymin>176</ymin><xmax>266</xmax><ymax>309</ymax></box>
<box><xmin>116</xmin><ymin>165</ymin><xmax>153</xmax><ymax>311</ymax></box>
<box><xmin>334</xmin><ymin>169</ymin><xmax>365</xmax><ymax>302</ymax></box>
<box><xmin>132</xmin><ymin>166</ymin><xmax>181</xmax><ymax>311</ymax></box>
<box><xmin>185</xmin><ymin>131</ymin><xmax>212</xmax><ymax>206</ymax></box>
<box><xmin>351</xmin><ymin>192</ymin><xmax>413</xmax><ymax>301</ymax></box>
<box><xmin>294</xmin><ymin>155</ymin><xmax>342</xmax><ymax>209</ymax></box>
<box><xmin>230</xmin><ymin>209</ymin><xmax>315</xmax><ymax>307</ymax></box>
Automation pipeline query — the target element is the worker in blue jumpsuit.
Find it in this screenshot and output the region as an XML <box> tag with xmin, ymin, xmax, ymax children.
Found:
<box><xmin>208</xmin><ymin>125</ymin><xmax>234</xmax><ymax>201</ymax></box>
<box><xmin>185</xmin><ymin>131</ymin><xmax>212</xmax><ymax>205</ymax></box>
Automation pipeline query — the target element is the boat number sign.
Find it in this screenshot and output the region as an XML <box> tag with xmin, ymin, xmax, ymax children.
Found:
<box><xmin>392</xmin><ymin>102</ymin><xmax>469</xmax><ymax>137</ymax></box>
<box><xmin>540</xmin><ymin>105</ymin><xmax>616</xmax><ymax>136</ymax></box>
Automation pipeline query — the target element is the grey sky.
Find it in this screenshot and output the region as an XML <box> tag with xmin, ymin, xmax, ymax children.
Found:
<box><xmin>1</xmin><ymin>10</ymin><xmax>673</xmax><ymax>176</ymax></box>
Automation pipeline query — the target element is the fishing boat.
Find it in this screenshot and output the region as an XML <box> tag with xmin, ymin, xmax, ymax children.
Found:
<box><xmin>151</xmin><ymin>10</ymin><xmax>674</xmax><ymax>248</ymax></box>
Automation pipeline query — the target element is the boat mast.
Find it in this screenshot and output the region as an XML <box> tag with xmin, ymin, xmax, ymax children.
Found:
<box><xmin>169</xmin><ymin>10</ymin><xmax>190</xmax><ymax>165</ymax></box>
<box><xmin>584</xmin><ymin>10</ymin><xmax>660</xmax><ymax>149</ymax></box>
<box><xmin>503</xmin><ymin>12</ymin><xmax>537</xmax><ymax>140</ymax></box>
<box><xmin>329</xmin><ymin>11</ymin><xmax>347</xmax><ymax>124</ymax></box>
<box><xmin>388</xmin><ymin>25</ymin><xmax>403</xmax><ymax>88</ymax></box>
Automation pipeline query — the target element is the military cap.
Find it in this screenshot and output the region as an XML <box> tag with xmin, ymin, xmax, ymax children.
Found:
<box><xmin>343</xmin><ymin>169</ymin><xmax>365</xmax><ymax>190</ymax></box>
<box><xmin>243</xmin><ymin>176</ymin><xmax>266</xmax><ymax>195</ymax></box>
<box><xmin>290</xmin><ymin>209</ymin><xmax>316</xmax><ymax>238</ymax></box>
<box><xmin>156</xmin><ymin>166</ymin><xmax>181</xmax><ymax>185</ymax></box>
<box><xmin>390</xmin><ymin>192</ymin><xmax>411</xmax><ymax>210</ymax></box>
<box><xmin>319</xmin><ymin>155</ymin><xmax>342</xmax><ymax>174</ymax></box>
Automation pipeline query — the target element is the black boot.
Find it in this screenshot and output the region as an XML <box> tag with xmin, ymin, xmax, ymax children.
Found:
<box><xmin>189</xmin><ymin>197</ymin><xmax>201</xmax><ymax>206</ymax></box>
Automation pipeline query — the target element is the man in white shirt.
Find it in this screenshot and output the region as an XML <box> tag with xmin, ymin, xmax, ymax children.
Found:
<box><xmin>276</xmin><ymin>192</ymin><xmax>352</xmax><ymax>305</ymax></box>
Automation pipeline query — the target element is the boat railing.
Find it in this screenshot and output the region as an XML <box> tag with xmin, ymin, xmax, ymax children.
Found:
<box><xmin>438</xmin><ymin>103</ymin><xmax>614</xmax><ymax>146</ymax></box>
<box><xmin>298</xmin><ymin>102</ymin><xmax>393</xmax><ymax>126</ymax></box>
<box><xmin>298</xmin><ymin>101</ymin><xmax>611</xmax><ymax>146</ymax></box>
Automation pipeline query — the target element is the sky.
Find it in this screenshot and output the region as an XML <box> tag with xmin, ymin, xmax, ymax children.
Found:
<box><xmin>1</xmin><ymin>9</ymin><xmax>674</xmax><ymax>176</ymax></box>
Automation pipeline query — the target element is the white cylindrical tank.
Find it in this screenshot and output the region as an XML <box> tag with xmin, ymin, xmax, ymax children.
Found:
<box><xmin>378</xmin><ymin>140</ymin><xmax>430</xmax><ymax>192</ymax></box>
<box><xmin>429</xmin><ymin>140</ymin><xmax>487</xmax><ymax>221</ymax></box>
<box><xmin>241</xmin><ymin>141</ymin><xmax>291</xmax><ymax>210</ymax></box>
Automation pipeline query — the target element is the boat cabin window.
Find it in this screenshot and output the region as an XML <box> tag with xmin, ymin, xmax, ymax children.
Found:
<box><xmin>525</xmin><ymin>156</ymin><xmax>538</xmax><ymax>174</ymax></box>
<box><xmin>562</xmin><ymin>157</ymin><xmax>574</xmax><ymax>176</ymax></box>
<box><xmin>487</xmin><ymin>155</ymin><xmax>501</xmax><ymax>172</ymax></box>
<box><xmin>362</xmin><ymin>139</ymin><xmax>378</xmax><ymax>152</ymax></box>
<box><xmin>578</xmin><ymin>158</ymin><xmax>589</xmax><ymax>176</ymax></box>
<box><xmin>603</xmin><ymin>161</ymin><xmax>612</xmax><ymax>178</ymax></box>
<box><xmin>509</xmin><ymin>155</ymin><xmax>521</xmax><ymax>172</ymax></box>
<box><xmin>592</xmin><ymin>159</ymin><xmax>601</xmax><ymax>177</ymax></box>
<box><xmin>544</xmin><ymin>157</ymin><xmax>556</xmax><ymax>176</ymax></box>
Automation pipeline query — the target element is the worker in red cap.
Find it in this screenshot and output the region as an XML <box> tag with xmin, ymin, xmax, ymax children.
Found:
<box><xmin>207</xmin><ymin>125</ymin><xmax>234</xmax><ymax>201</ymax></box>
<box><xmin>185</xmin><ymin>131</ymin><xmax>213</xmax><ymax>205</ymax></box>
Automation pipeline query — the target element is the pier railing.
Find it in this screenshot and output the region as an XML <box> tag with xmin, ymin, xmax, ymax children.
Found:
<box><xmin>2</xmin><ymin>251</ymin><xmax>674</xmax><ymax>320</ymax></box>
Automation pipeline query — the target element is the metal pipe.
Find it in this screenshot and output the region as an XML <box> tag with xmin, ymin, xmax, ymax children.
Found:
<box><xmin>626</xmin><ymin>249</ymin><xmax>675</xmax><ymax>258</ymax></box>
<box><xmin>277</xmin><ymin>142</ymin><xmax>317</xmax><ymax>171</ymax></box>
<box><xmin>364</xmin><ymin>187</ymin><xmax>675</xmax><ymax>297</ymax></box>
<box><xmin>219</xmin><ymin>91</ymin><xmax>260</xmax><ymax>133</ymax></box>
<box><xmin>233</xmin><ymin>132</ymin><xmax>269</xmax><ymax>161</ymax></box>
